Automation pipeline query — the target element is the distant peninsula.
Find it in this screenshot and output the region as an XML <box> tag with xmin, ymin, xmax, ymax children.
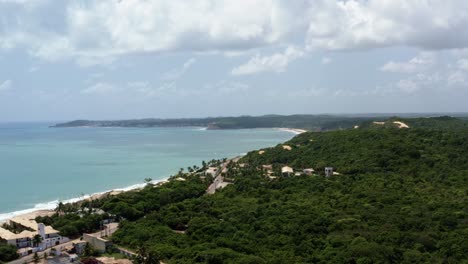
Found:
<box><xmin>51</xmin><ymin>114</ymin><xmax>449</xmax><ymax>131</ymax></box>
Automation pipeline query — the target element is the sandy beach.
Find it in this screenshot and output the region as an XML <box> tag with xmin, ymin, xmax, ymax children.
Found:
<box><xmin>277</xmin><ymin>128</ymin><xmax>308</xmax><ymax>135</ymax></box>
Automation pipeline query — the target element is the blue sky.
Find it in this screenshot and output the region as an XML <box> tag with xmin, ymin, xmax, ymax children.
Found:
<box><xmin>1</xmin><ymin>0</ymin><xmax>468</xmax><ymax>121</ymax></box>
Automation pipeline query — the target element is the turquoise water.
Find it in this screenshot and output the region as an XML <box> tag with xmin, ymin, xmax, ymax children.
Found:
<box><xmin>0</xmin><ymin>123</ymin><xmax>293</xmax><ymax>217</ymax></box>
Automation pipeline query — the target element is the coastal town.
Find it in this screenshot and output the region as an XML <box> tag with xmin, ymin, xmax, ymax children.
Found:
<box><xmin>1</xmin><ymin>144</ymin><xmax>340</xmax><ymax>264</ymax></box>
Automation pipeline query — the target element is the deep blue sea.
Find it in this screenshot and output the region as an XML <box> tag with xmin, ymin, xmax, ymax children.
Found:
<box><xmin>0</xmin><ymin>123</ymin><xmax>294</xmax><ymax>219</ymax></box>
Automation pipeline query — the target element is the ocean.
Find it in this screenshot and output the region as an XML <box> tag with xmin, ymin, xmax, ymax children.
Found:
<box><xmin>0</xmin><ymin>122</ymin><xmax>294</xmax><ymax>220</ymax></box>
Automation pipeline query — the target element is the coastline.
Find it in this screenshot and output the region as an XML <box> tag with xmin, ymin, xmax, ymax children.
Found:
<box><xmin>0</xmin><ymin>179</ymin><xmax>169</xmax><ymax>223</ymax></box>
<box><xmin>277</xmin><ymin>127</ymin><xmax>308</xmax><ymax>135</ymax></box>
<box><xmin>0</xmin><ymin>127</ymin><xmax>302</xmax><ymax>224</ymax></box>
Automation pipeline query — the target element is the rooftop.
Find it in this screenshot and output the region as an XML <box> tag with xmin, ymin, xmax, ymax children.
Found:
<box><xmin>0</xmin><ymin>226</ymin><xmax>35</xmax><ymax>240</ymax></box>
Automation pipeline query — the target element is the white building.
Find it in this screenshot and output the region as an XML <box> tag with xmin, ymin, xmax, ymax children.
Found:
<box><xmin>281</xmin><ymin>166</ymin><xmax>293</xmax><ymax>177</ymax></box>
<box><xmin>205</xmin><ymin>167</ymin><xmax>218</xmax><ymax>177</ymax></box>
<box><xmin>303</xmin><ymin>168</ymin><xmax>315</xmax><ymax>176</ymax></box>
<box><xmin>325</xmin><ymin>167</ymin><xmax>334</xmax><ymax>177</ymax></box>
<box><xmin>0</xmin><ymin>216</ymin><xmax>66</xmax><ymax>250</ymax></box>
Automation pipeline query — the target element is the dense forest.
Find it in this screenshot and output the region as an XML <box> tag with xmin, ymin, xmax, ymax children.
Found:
<box><xmin>32</xmin><ymin>117</ymin><xmax>468</xmax><ymax>263</ymax></box>
<box><xmin>52</xmin><ymin>114</ymin><xmax>381</xmax><ymax>130</ymax></box>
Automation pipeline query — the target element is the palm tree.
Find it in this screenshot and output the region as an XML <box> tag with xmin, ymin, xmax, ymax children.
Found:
<box><xmin>55</xmin><ymin>201</ymin><xmax>65</xmax><ymax>215</ymax></box>
<box><xmin>32</xmin><ymin>234</ymin><xmax>42</xmax><ymax>247</ymax></box>
<box><xmin>144</xmin><ymin>178</ymin><xmax>153</xmax><ymax>183</ymax></box>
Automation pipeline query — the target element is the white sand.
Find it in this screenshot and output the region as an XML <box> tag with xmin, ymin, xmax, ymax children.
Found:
<box><xmin>393</xmin><ymin>121</ymin><xmax>410</xmax><ymax>128</ymax></box>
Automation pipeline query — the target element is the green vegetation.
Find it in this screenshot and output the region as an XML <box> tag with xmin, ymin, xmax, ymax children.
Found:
<box><xmin>46</xmin><ymin>117</ymin><xmax>468</xmax><ymax>263</ymax></box>
<box><xmin>0</xmin><ymin>242</ymin><xmax>19</xmax><ymax>263</ymax></box>
<box><xmin>52</xmin><ymin>114</ymin><xmax>382</xmax><ymax>131</ymax></box>
<box><xmin>36</xmin><ymin>211</ymin><xmax>111</xmax><ymax>238</ymax></box>
<box><xmin>360</xmin><ymin>116</ymin><xmax>468</xmax><ymax>130</ymax></box>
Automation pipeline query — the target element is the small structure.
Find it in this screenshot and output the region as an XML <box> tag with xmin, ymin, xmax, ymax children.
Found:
<box><xmin>205</xmin><ymin>167</ymin><xmax>218</xmax><ymax>177</ymax></box>
<box><xmin>281</xmin><ymin>166</ymin><xmax>293</xmax><ymax>177</ymax></box>
<box><xmin>69</xmin><ymin>254</ymin><xmax>79</xmax><ymax>262</ymax></box>
<box><xmin>262</xmin><ymin>164</ymin><xmax>273</xmax><ymax>170</ymax></box>
<box><xmin>282</xmin><ymin>145</ymin><xmax>292</xmax><ymax>151</ymax></box>
<box><xmin>325</xmin><ymin>167</ymin><xmax>334</xmax><ymax>177</ymax></box>
<box><xmin>96</xmin><ymin>257</ymin><xmax>133</xmax><ymax>264</ymax></box>
<box><xmin>72</xmin><ymin>241</ymin><xmax>87</xmax><ymax>255</ymax></box>
<box><xmin>83</xmin><ymin>233</ymin><xmax>113</xmax><ymax>253</ymax></box>
<box><xmin>258</xmin><ymin>150</ymin><xmax>266</xmax><ymax>155</ymax></box>
<box><xmin>303</xmin><ymin>168</ymin><xmax>315</xmax><ymax>175</ymax></box>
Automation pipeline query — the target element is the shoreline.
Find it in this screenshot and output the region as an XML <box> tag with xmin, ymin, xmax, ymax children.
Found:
<box><xmin>277</xmin><ymin>127</ymin><xmax>308</xmax><ymax>135</ymax></box>
<box><xmin>0</xmin><ymin>178</ymin><xmax>169</xmax><ymax>223</ymax></box>
<box><xmin>0</xmin><ymin>127</ymin><xmax>302</xmax><ymax>224</ymax></box>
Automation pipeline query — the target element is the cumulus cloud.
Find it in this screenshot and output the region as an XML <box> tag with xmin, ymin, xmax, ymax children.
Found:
<box><xmin>0</xmin><ymin>80</ymin><xmax>13</xmax><ymax>91</ymax></box>
<box><xmin>81</xmin><ymin>82</ymin><xmax>117</xmax><ymax>95</ymax></box>
<box><xmin>306</xmin><ymin>0</ymin><xmax>468</xmax><ymax>51</ymax></box>
<box><xmin>457</xmin><ymin>59</ymin><xmax>468</xmax><ymax>71</ymax></box>
<box><xmin>24</xmin><ymin>0</ymin><xmax>306</xmax><ymax>63</ymax></box>
<box><xmin>161</xmin><ymin>58</ymin><xmax>196</xmax><ymax>81</ymax></box>
<box><xmin>2</xmin><ymin>0</ymin><xmax>468</xmax><ymax>67</ymax></box>
<box><xmin>321</xmin><ymin>57</ymin><xmax>332</xmax><ymax>65</ymax></box>
<box><xmin>380</xmin><ymin>53</ymin><xmax>435</xmax><ymax>73</ymax></box>
<box><xmin>204</xmin><ymin>81</ymin><xmax>250</xmax><ymax>94</ymax></box>
<box><xmin>231</xmin><ymin>46</ymin><xmax>304</xmax><ymax>75</ymax></box>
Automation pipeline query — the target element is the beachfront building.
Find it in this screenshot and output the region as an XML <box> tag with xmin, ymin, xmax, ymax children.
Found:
<box><xmin>325</xmin><ymin>167</ymin><xmax>334</xmax><ymax>177</ymax></box>
<box><xmin>205</xmin><ymin>167</ymin><xmax>218</xmax><ymax>177</ymax></box>
<box><xmin>281</xmin><ymin>166</ymin><xmax>294</xmax><ymax>177</ymax></box>
<box><xmin>0</xmin><ymin>216</ymin><xmax>66</xmax><ymax>251</ymax></box>
<box><xmin>0</xmin><ymin>227</ymin><xmax>34</xmax><ymax>248</ymax></box>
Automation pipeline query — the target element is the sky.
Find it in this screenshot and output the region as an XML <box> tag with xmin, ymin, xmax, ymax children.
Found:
<box><xmin>1</xmin><ymin>0</ymin><xmax>468</xmax><ymax>121</ymax></box>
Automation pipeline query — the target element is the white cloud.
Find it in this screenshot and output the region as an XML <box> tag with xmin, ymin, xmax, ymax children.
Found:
<box><xmin>0</xmin><ymin>80</ymin><xmax>13</xmax><ymax>91</ymax></box>
<box><xmin>81</xmin><ymin>82</ymin><xmax>117</xmax><ymax>95</ymax></box>
<box><xmin>231</xmin><ymin>46</ymin><xmax>304</xmax><ymax>75</ymax></box>
<box><xmin>2</xmin><ymin>0</ymin><xmax>468</xmax><ymax>65</ymax></box>
<box><xmin>161</xmin><ymin>58</ymin><xmax>196</xmax><ymax>81</ymax></box>
<box><xmin>204</xmin><ymin>81</ymin><xmax>250</xmax><ymax>94</ymax></box>
<box><xmin>321</xmin><ymin>57</ymin><xmax>332</xmax><ymax>65</ymax></box>
<box><xmin>457</xmin><ymin>59</ymin><xmax>468</xmax><ymax>71</ymax></box>
<box><xmin>306</xmin><ymin>0</ymin><xmax>468</xmax><ymax>51</ymax></box>
<box><xmin>25</xmin><ymin>0</ymin><xmax>305</xmax><ymax>63</ymax></box>
<box><xmin>28</xmin><ymin>66</ymin><xmax>39</xmax><ymax>73</ymax></box>
<box><xmin>288</xmin><ymin>88</ymin><xmax>325</xmax><ymax>97</ymax></box>
<box><xmin>380</xmin><ymin>53</ymin><xmax>435</xmax><ymax>73</ymax></box>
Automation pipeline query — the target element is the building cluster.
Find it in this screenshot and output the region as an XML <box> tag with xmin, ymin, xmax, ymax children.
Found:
<box><xmin>261</xmin><ymin>165</ymin><xmax>338</xmax><ymax>179</ymax></box>
<box><xmin>0</xmin><ymin>216</ymin><xmax>68</xmax><ymax>256</ymax></box>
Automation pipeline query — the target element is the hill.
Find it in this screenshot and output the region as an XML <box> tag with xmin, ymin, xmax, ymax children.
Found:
<box><xmin>359</xmin><ymin>116</ymin><xmax>468</xmax><ymax>130</ymax></box>
<box><xmin>36</xmin><ymin>118</ymin><xmax>468</xmax><ymax>263</ymax></box>
<box><xmin>51</xmin><ymin>115</ymin><xmax>382</xmax><ymax>131</ymax></box>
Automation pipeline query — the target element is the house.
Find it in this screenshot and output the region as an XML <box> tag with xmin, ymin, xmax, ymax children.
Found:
<box><xmin>205</xmin><ymin>167</ymin><xmax>218</xmax><ymax>177</ymax></box>
<box><xmin>83</xmin><ymin>233</ymin><xmax>113</xmax><ymax>253</ymax></box>
<box><xmin>282</xmin><ymin>145</ymin><xmax>292</xmax><ymax>151</ymax></box>
<box><xmin>0</xmin><ymin>227</ymin><xmax>34</xmax><ymax>249</ymax></box>
<box><xmin>281</xmin><ymin>166</ymin><xmax>294</xmax><ymax>177</ymax></box>
<box><xmin>0</xmin><ymin>216</ymin><xmax>65</xmax><ymax>250</ymax></box>
<box><xmin>262</xmin><ymin>164</ymin><xmax>273</xmax><ymax>170</ymax></box>
<box><xmin>325</xmin><ymin>167</ymin><xmax>334</xmax><ymax>177</ymax></box>
<box><xmin>303</xmin><ymin>168</ymin><xmax>315</xmax><ymax>175</ymax></box>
